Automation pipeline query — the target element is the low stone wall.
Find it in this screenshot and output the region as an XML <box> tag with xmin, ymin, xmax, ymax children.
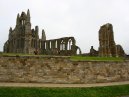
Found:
<box><xmin>0</xmin><ymin>56</ymin><xmax>129</xmax><ymax>84</ymax></box>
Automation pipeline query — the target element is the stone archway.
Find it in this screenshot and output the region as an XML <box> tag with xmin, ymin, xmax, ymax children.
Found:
<box><xmin>76</xmin><ymin>47</ymin><xmax>82</xmax><ymax>55</ymax></box>
<box><xmin>67</xmin><ymin>39</ymin><xmax>72</xmax><ymax>50</ymax></box>
<box><xmin>60</xmin><ymin>39</ymin><xmax>65</xmax><ymax>51</ymax></box>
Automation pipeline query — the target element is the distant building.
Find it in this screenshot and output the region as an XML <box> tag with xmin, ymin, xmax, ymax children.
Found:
<box><xmin>4</xmin><ymin>9</ymin><xmax>81</xmax><ymax>55</ymax></box>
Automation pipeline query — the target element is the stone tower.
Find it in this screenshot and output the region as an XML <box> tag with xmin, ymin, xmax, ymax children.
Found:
<box><xmin>42</xmin><ymin>29</ymin><xmax>46</xmax><ymax>41</ymax></box>
<box><xmin>20</xmin><ymin>9</ymin><xmax>32</xmax><ymax>53</ymax></box>
<box><xmin>4</xmin><ymin>9</ymin><xmax>45</xmax><ymax>54</ymax></box>
<box><xmin>98</xmin><ymin>23</ymin><xmax>125</xmax><ymax>57</ymax></box>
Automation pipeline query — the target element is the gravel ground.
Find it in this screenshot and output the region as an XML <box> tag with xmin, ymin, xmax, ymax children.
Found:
<box><xmin>0</xmin><ymin>81</ymin><xmax>129</xmax><ymax>87</ymax></box>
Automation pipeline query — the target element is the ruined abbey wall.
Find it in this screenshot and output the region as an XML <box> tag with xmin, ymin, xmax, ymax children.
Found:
<box><xmin>4</xmin><ymin>9</ymin><xmax>80</xmax><ymax>56</ymax></box>
<box><xmin>42</xmin><ymin>37</ymin><xmax>81</xmax><ymax>55</ymax></box>
<box><xmin>0</xmin><ymin>56</ymin><xmax>129</xmax><ymax>83</ymax></box>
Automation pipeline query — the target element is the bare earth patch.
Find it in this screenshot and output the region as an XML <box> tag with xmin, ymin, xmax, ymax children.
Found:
<box><xmin>0</xmin><ymin>81</ymin><xmax>129</xmax><ymax>87</ymax></box>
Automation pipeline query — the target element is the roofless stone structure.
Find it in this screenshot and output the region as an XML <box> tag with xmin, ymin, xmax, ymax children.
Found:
<box><xmin>98</xmin><ymin>23</ymin><xmax>125</xmax><ymax>57</ymax></box>
<box><xmin>3</xmin><ymin>9</ymin><xmax>81</xmax><ymax>55</ymax></box>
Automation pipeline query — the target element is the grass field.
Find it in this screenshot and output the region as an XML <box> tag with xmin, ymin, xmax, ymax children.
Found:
<box><xmin>0</xmin><ymin>53</ymin><xmax>125</xmax><ymax>61</ymax></box>
<box><xmin>0</xmin><ymin>53</ymin><xmax>34</xmax><ymax>56</ymax></box>
<box><xmin>70</xmin><ymin>56</ymin><xmax>124</xmax><ymax>61</ymax></box>
<box><xmin>0</xmin><ymin>85</ymin><xmax>129</xmax><ymax>97</ymax></box>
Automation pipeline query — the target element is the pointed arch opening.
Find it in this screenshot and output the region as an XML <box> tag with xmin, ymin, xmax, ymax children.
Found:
<box><xmin>67</xmin><ymin>39</ymin><xmax>72</xmax><ymax>50</ymax></box>
<box><xmin>60</xmin><ymin>40</ymin><xmax>65</xmax><ymax>51</ymax></box>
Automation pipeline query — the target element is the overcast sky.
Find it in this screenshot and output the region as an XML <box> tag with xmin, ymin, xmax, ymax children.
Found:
<box><xmin>0</xmin><ymin>0</ymin><xmax>129</xmax><ymax>54</ymax></box>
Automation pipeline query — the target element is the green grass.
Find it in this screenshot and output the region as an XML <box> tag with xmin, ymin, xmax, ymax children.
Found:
<box><xmin>0</xmin><ymin>85</ymin><xmax>129</xmax><ymax>97</ymax></box>
<box><xmin>0</xmin><ymin>53</ymin><xmax>42</xmax><ymax>57</ymax></box>
<box><xmin>0</xmin><ymin>53</ymin><xmax>125</xmax><ymax>61</ymax></box>
<box><xmin>0</xmin><ymin>53</ymin><xmax>32</xmax><ymax>56</ymax></box>
<box><xmin>70</xmin><ymin>56</ymin><xmax>124</xmax><ymax>61</ymax></box>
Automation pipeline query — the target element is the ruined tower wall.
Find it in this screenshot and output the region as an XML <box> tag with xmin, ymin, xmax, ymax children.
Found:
<box><xmin>98</xmin><ymin>23</ymin><xmax>125</xmax><ymax>57</ymax></box>
<box><xmin>4</xmin><ymin>10</ymin><xmax>44</xmax><ymax>54</ymax></box>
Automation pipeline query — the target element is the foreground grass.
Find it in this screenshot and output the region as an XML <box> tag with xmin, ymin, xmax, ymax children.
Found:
<box><xmin>0</xmin><ymin>85</ymin><xmax>129</xmax><ymax>97</ymax></box>
<box><xmin>70</xmin><ymin>56</ymin><xmax>124</xmax><ymax>61</ymax></box>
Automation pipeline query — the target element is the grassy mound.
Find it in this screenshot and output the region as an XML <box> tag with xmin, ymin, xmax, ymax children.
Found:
<box><xmin>70</xmin><ymin>56</ymin><xmax>124</xmax><ymax>61</ymax></box>
<box><xmin>0</xmin><ymin>53</ymin><xmax>125</xmax><ymax>61</ymax></box>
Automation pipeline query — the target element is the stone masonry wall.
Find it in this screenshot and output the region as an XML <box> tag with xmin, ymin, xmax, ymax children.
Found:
<box><xmin>0</xmin><ymin>56</ymin><xmax>129</xmax><ymax>84</ymax></box>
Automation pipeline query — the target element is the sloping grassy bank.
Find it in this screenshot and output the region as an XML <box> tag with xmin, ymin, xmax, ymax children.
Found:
<box><xmin>0</xmin><ymin>53</ymin><xmax>125</xmax><ymax>61</ymax></box>
<box><xmin>0</xmin><ymin>53</ymin><xmax>34</xmax><ymax>56</ymax></box>
<box><xmin>0</xmin><ymin>84</ymin><xmax>129</xmax><ymax>97</ymax></box>
<box><xmin>70</xmin><ymin>56</ymin><xmax>124</xmax><ymax>61</ymax></box>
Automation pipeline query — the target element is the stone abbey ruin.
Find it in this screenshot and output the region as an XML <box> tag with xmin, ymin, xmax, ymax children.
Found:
<box><xmin>4</xmin><ymin>9</ymin><xmax>125</xmax><ymax>57</ymax></box>
<box><xmin>3</xmin><ymin>9</ymin><xmax>81</xmax><ymax>55</ymax></box>
<box><xmin>1</xmin><ymin>10</ymin><xmax>128</xmax><ymax>84</ymax></box>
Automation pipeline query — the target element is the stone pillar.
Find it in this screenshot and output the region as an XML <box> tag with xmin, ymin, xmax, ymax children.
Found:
<box><xmin>98</xmin><ymin>23</ymin><xmax>125</xmax><ymax>57</ymax></box>
<box><xmin>98</xmin><ymin>23</ymin><xmax>116</xmax><ymax>57</ymax></box>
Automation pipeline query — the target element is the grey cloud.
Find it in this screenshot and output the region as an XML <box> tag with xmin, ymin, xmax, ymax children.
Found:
<box><xmin>0</xmin><ymin>0</ymin><xmax>129</xmax><ymax>54</ymax></box>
